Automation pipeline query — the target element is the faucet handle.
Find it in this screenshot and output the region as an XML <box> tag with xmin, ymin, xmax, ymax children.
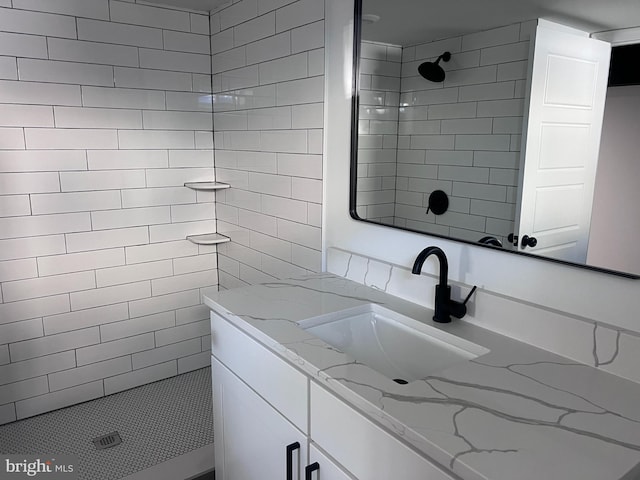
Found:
<box><xmin>448</xmin><ymin>286</ymin><xmax>477</xmax><ymax>320</ymax></box>
<box><xmin>463</xmin><ymin>286</ymin><xmax>477</xmax><ymax>306</ymax></box>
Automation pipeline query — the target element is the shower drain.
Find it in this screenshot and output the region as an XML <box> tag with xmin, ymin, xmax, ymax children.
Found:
<box><xmin>93</xmin><ymin>431</ymin><xmax>123</xmax><ymax>450</ymax></box>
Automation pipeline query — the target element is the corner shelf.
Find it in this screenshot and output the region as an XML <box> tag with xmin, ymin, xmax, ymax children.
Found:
<box><xmin>184</xmin><ymin>182</ymin><xmax>230</xmax><ymax>191</ymax></box>
<box><xmin>187</xmin><ymin>233</ymin><xmax>231</xmax><ymax>245</ymax></box>
<box><xmin>184</xmin><ymin>181</ymin><xmax>232</xmax><ymax>246</ymax></box>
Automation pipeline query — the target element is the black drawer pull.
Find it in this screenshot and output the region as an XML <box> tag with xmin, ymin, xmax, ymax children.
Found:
<box><xmin>286</xmin><ymin>442</ymin><xmax>300</xmax><ymax>480</ymax></box>
<box><xmin>305</xmin><ymin>462</ymin><xmax>320</xmax><ymax>480</ymax></box>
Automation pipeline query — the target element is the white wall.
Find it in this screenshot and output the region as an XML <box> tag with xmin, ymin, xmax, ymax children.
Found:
<box><xmin>588</xmin><ymin>85</ymin><xmax>640</xmax><ymax>273</ymax></box>
<box><xmin>210</xmin><ymin>0</ymin><xmax>325</xmax><ymax>288</ymax></box>
<box><xmin>0</xmin><ymin>0</ymin><xmax>216</xmax><ymax>425</ymax></box>
<box><xmin>325</xmin><ymin>0</ymin><xmax>640</xmax><ymax>346</ymax></box>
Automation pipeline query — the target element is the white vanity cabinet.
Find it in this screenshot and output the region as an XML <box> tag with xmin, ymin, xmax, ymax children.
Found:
<box><xmin>210</xmin><ymin>311</ymin><xmax>456</xmax><ymax>480</ymax></box>
<box><xmin>211</xmin><ymin>312</ymin><xmax>308</xmax><ymax>480</ymax></box>
<box><xmin>308</xmin><ymin>444</ymin><xmax>354</xmax><ymax>480</ymax></box>
<box><xmin>212</xmin><ymin>358</ymin><xmax>308</xmax><ymax>480</ymax></box>
<box><xmin>311</xmin><ymin>383</ymin><xmax>455</xmax><ymax>480</ymax></box>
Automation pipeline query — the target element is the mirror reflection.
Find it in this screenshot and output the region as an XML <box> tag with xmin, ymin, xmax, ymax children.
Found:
<box><xmin>352</xmin><ymin>0</ymin><xmax>640</xmax><ymax>277</ymax></box>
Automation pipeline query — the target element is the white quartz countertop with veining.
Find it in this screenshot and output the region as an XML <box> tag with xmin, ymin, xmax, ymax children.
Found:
<box><xmin>203</xmin><ymin>274</ymin><xmax>640</xmax><ymax>480</ymax></box>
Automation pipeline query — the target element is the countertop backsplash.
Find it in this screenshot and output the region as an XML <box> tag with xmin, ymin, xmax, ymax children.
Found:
<box><xmin>326</xmin><ymin>247</ymin><xmax>640</xmax><ymax>385</ymax></box>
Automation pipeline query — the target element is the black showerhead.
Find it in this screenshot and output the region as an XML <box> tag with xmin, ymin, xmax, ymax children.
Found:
<box><xmin>418</xmin><ymin>51</ymin><xmax>451</xmax><ymax>83</ymax></box>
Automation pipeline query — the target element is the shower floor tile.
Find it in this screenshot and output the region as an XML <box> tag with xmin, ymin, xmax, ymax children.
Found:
<box><xmin>0</xmin><ymin>367</ymin><xmax>214</xmax><ymax>480</ymax></box>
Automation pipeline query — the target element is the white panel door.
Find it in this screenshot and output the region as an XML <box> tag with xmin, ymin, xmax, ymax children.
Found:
<box><xmin>212</xmin><ymin>357</ymin><xmax>308</xmax><ymax>480</ymax></box>
<box><xmin>515</xmin><ymin>22</ymin><xmax>611</xmax><ymax>262</ymax></box>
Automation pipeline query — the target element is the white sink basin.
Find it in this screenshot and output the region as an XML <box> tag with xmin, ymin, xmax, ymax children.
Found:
<box><xmin>297</xmin><ymin>304</ymin><xmax>489</xmax><ymax>383</ymax></box>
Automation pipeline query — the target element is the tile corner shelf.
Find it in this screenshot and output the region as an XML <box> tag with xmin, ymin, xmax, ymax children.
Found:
<box><xmin>186</xmin><ymin>233</ymin><xmax>231</xmax><ymax>245</ymax></box>
<box><xmin>184</xmin><ymin>182</ymin><xmax>230</xmax><ymax>191</ymax></box>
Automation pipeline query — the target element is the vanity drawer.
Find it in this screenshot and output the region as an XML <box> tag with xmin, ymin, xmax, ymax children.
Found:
<box><xmin>311</xmin><ymin>382</ymin><xmax>455</xmax><ymax>480</ymax></box>
<box><xmin>210</xmin><ymin>312</ymin><xmax>308</xmax><ymax>434</ymax></box>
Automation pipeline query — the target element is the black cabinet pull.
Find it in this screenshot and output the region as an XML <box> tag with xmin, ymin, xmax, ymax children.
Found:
<box><xmin>286</xmin><ymin>442</ymin><xmax>300</xmax><ymax>480</ymax></box>
<box><xmin>305</xmin><ymin>462</ymin><xmax>320</xmax><ymax>480</ymax></box>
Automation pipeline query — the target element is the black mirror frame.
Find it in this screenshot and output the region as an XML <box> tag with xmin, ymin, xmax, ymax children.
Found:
<box><xmin>347</xmin><ymin>0</ymin><xmax>638</xmax><ymax>280</ymax></box>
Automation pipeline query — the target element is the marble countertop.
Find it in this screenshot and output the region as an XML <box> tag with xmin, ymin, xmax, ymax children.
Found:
<box><xmin>204</xmin><ymin>274</ymin><xmax>640</xmax><ymax>480</ymax></box>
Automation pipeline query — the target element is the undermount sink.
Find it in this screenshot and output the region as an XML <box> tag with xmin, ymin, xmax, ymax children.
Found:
<box><xmin>297</xmin><ymin>304</ymin><xmax>489</xmax><ymax>383</ymax></box>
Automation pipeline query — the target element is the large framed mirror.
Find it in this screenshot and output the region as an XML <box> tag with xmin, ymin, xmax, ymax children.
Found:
<box><xmin>349</xmin><ymin>0</ymin><xmax>640</xmax><ymax>278</ymax></box>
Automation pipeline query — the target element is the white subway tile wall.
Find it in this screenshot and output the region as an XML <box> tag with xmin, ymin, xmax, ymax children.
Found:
<box><xmin>0</xmin><ymin>1</ymin><xmax>217</xmax><ymax>424</ymax></box>
<box><xmin>356</xmin><ymin>41</ymin><xmax>402</xmax><ymax>223</ymax></box>
<box><xmin>212</xmin><ymin>0</ymin><xmax>325</xmax><ymax>288</ymax></box>
<box><xmin>390</xmin><ymin>21</ymin><xmax>533</xmax><ymax>242</ymax></box>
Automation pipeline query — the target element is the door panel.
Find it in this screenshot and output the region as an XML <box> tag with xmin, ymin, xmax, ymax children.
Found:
<box><xmin>212</xmin><ymin>357</ymin><xmax>308</xmax><ymax>480</ymax></box>
<box><xmin>308</xmin><ymin>444</ymin><xmax>353</xmax><ymax>480</ymax></box>
<box><xmin>516</xmin><ymin>21</ymin><xmax>611</xmax><ymax>262</ymax></box>
<box><xmin>310</xmin><ymin>382</ymin><xmax>455</xmax><ymax>480</ymax></box>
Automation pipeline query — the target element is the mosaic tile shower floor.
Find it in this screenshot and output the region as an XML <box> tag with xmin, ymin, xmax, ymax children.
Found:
<box><xmin>0</xmin><ymin>367</ymin><xmax>214</xmax><ymax>480</ymax></box>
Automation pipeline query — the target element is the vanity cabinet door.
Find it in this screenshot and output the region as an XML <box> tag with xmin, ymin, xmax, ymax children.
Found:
<box><xmin>308</xmin><ymin>444</ymin><xmax>353</xmax><ymax>480</ymax></box>
<box><xmin>310</xmin><ymin>382</ymin><xmax>456</xmax><ymax>480</ymax></box>
<box><xmin>210</xmin><ymin>312</ymin><xmax>308</xmax><ymax>433</ymax></box>
<box><xmin>212</xmin><ymin>357</ymin><xmax>308</xmax><ymax>480</ymax></box>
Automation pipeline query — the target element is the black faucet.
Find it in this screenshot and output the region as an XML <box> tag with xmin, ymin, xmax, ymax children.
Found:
<box><xmin>412</xmin><ymin>246</ymin><xmax>476</xmax><ymax>323</ymax></box>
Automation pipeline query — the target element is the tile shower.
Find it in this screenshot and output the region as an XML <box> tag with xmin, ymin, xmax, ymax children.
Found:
<box><xmin>0</xmin><ymin>0</ymin><xmax>326</xmax><ymax>425</ymax></box>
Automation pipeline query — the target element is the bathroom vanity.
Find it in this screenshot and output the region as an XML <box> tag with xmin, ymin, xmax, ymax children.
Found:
<box><xmin>204</xmin><ymin>274</ymin><xmax>640</xmax><ymax>480</ymax></box>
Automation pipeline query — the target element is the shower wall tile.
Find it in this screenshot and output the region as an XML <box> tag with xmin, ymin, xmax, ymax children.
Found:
<box><xmin>76</xmin><ymin>333</ymin><xmax>155</xmax><ymax>367</ymax></box>
<box><xmin>0</xmin><ymin>403</ymin><xmax>15</xmax><ymax>425</ymax></box>
<box><xmin>392</xmin><ymin>21</ymin><xmax>533</xmax><ymax>243</ymax></box>
<box><xmin>0</xmin><ymin>8</ymin><xmax>77</xmax><ymax>38</ymax></box>
<box><xmin>0</xmin><ymin>346</ymin><xmax>9</xmax><ymax>366</ymax></box>
<box><xmin>12</xmin><ymin>0</ymin><xmax>110</xmax><ymax>20</ymax></box>
<box><xmin>0</xmin><ymin>32</ymin><xmax>47</xmax><ymax>59</ymax></box>
<box><xmin>43</xmin><ymin>303</ymin><xmax>130</xmax><ymax>335</ymax></box>
<box><xmin>109</xmin><ymin>1</ymin><xmax>191</xmax><ymax>31</ymax></box>
<box><xmin>103</xmin><ymin>361</ymin><xmax>177</xmax><ymax>395</ymax></box>
<box><xmin>0</xmin><ymin>377</ymin><xmax>50</xmax><ymax>405</ymax></box>
<box><xmin>31</xmin><ymin>190</ymin><xmax>121</xmax><ymax>215</ymax></box>
<box><xmin>48</xmin><ymin>356</ymin><xmax>132</xmax><ymax>392</ymax></box>
<box><xmin>0</xmin><ymin>56</ymin><xmax>17</xmax><ymax>80</ymax></box>
<box><xmin>178</xmin><ymin>351</ymin><xmax>210</xmax><ymax>374</ymax></box>
<box><xmin>213</xmin><ymin>0</ymin><xmax>325</xmax><ymax>289</ymax></box>
<box><xmin>77</xmin><ymin>19</ymin><xmax>164</xmax><ymax>48</ymax></box>
<box><xmin>0</xmin><ymin>294</ymin><xmax>70</xmax><ymax>325</ymax></box>
<box><xmin>0</xmin><ymin>352</ymin><xmax>76</xmax><ymax>387</ymax></box>
<box><xmin>99</xmin><ymin>312</ymin><xmax>176</xmax><ymax>343</ymax></box>
<box><xmin>15</xmin><ymin>381</ymin><xmax>104</xmax><ymax>420</ymax></box>
<box><xmin>0</xmin><ymin>259</ymin><xmax>38</xmax><ymax>283</ymax></box>
<box><xmin>275</xmin><ymin>0</ymin><xmax>323</xmax><ymax>32</ymax></box>
<box><xmin>176</xmin><ymin>304</ymin><xmax>210</xmax><ymax>325</ymax></box>
<box><xmin>0</xmin><ymin>80</ymin><xmax>81</xmax><ymax>106</ymax></box>
<box><xmin>132</xmin><ymin>338</ymin><xmax>201</xmax><ymax>369</ymax></box>
<box><xmin>114</xmin><ymin>67</ymin><xmax>193</xmax><ymax>91</ymax></box>
<box><xmin>0</xmin><ymin>0</ymin><xmax>217</xmax><ymax>425</ymax></box>
<box><xmin>10</xmin><ymin>328</ymin><xmax>100</xmax><ymax>363</ymax></box>
<box><xmin>0</xmin><ymin>318</ymin><xmax>44</xmax><ymax>345</ymax></box>
<box><xmin>154</xmin><ymin>320</ymin><xmax>210</xmax><ymax>347</ymax></box>
<box><xmin>2</xmin><ymin>271</ymin><xmax>96</xmax><ymax>303</ymax></box>
<box><xmin>37</xmin><ymin>248</ymin><xmax>124</xmax><ymax>277</ymax></box>
<box><xmin>356</xmin><ymin>41</ymin><xmax>401</xmax><ymax>223</ymax></box>
<box><xmin>128</xmin><ymin>289</ymin><xmax>200</xmax><ymax>319</ymax></box>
